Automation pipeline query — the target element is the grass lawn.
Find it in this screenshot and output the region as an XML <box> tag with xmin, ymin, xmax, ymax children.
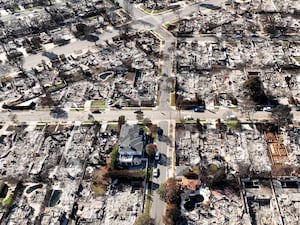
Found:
<box><xmin>2</xmin><ymin>195</ymin><xmax>13</xmax><ymax>207</ymax></box>
<box><xmin>162</xmin><ymin>20</ymin><xmax>179</xmax><ymax>30</ymax></box>
<box><xmin>87</xmin><ymin>16</ymin><xmax>96</xmax><ymax>21</ymax></box>
<box><xmin>294</xmin><ymin>56</ymin><xmax>300</xmax><ymax>63</ymax></box>
<box><xmin>35</xmin><ymin>124</ymin><xmax>46</xmax><ymax>131</ymax></box>
<box><xmin>90</xmin><ymin>183</ymin><xmax>106</xmax><ymax>196</ymax></box>
<box><xmin>140</xmin><ymin>6</ymin><xmax>152</xmax><ymax>14</ymax></box>
<box><xmin>1</xmin><ymin>76</ymin><xmax>12</xmax><ymax>84</ymax></box>
<box><xmin>225</xmin><ymin>120</ymin><xmax>239</xmax><ymax>128</ymax></box>
<box><xmin>106</xmin><ymin>123</ymin><xmax>118</xmax><ymax>131</ymax></box>
<box><xmin>83</xmin><ymin>120</ymin><xmax>95</xmax><ymax>125</ymax></box>
<box><xmin>156</xmin><ymin>94</ymin><xmax>160</xmax><ymax>106</ymax></box>
<box><xmin>91</xmin><ymin>100</ymin><xmax>106</xmax><ymax>107</ymax></box>
<box><xmin>228</xmin><ymin>105</ymin><xmax>238</xmax><ymax>109</ymax></box>
<box><xmin>170</xmin><ymin>93</ymin><xmax>176</xmax><ymax>106</ymax></box>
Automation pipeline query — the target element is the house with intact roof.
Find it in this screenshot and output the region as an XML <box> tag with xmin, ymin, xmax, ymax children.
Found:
<box><xmin>118</xmin><ymin>124</ymin><xmax>145</xmax><ymax>166</ymax></box>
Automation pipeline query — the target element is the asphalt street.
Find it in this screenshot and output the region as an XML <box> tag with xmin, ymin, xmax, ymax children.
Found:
<box><xmin>0</xmin><ymin>107</ymin><xmax>292</xmax><ymax>123</ymax></box>
<box><xmin>151</xmin><ymin>121</ymin><xmax>169</xmax><ymax>225</ymax></box>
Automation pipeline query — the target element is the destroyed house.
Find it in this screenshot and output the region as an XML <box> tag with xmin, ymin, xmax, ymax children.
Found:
<box><xmin>118</xmin><ymin>124</ymin><xmax>145</xmax><ymax>166</ymax></box>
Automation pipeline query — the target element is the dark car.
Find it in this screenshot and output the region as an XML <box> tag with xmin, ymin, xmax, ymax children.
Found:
<box><xmin>194</xmin><ymin>107</ymin><xmax>205</xmax><ymax>112</ymax></box>
<box><xmin>42</xmin><ymin>51</ymin><xmax>58</xmax><ymax>60</ymax></box>
<box><xmin>114</xmin><ymin>104</ymin><xmax>122</xmax><ymax>109</ymax></box>
<box><xmin>134</xmin><ymin>109</ymin><xmax>143</xmax><ymax>114</ymax></box>
<box><xmin>91</xmin><ymin>110</ymin><xmax>101</xmax><ymax>114</ymax></box>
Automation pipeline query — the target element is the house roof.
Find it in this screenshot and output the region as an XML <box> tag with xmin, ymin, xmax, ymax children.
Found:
<box><xmin>182</xmin><ymin>178</ymin><xmax>201</xmax><ymax>191</ymax></box>
<box><xmin>119</xmin><ymin>124</ymin><xmax>144</xmax><ymax>155</ymax></box>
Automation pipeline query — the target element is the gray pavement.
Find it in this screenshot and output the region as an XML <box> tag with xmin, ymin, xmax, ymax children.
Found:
<box><xmin>0</xmin><ymin>108</ymin><xmax>292</xmax><ymax>123</ymax></box>
<box><xmin>151</xmin><ymin>120</ymin><xmax>169</xmax><ymax>225</ymax></box>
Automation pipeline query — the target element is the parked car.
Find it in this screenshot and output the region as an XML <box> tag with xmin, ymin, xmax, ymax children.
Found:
<box><xmin>107</xmin><ymin>99</ymin><xmax>113</xmax><ymax>105</ymax></box>
<box><xmin>194</xmin><ymin>107</ymin><xmax>205</xmax><ymax>112</ymax></box>
<box><xmin>184</xmin><ymin>115</ymin><xmax>193</xmax><ymax>120</ymax></box>
<box><xmin>226</xmin><ymin>114</ymin><xmax>237</xmax><ymax>120</ymax></box>
<box><xmin>153</xmin><ymin>168</ymin><xmax>160</xmax><ymax>178</ymax></box>
<box><xmin>134</xmin><ymin>109</ymin><xmax>143</xmax><ymax>114</ymax></box>
<box><xmin>155</xmin><ymin>151</ymin><xmax>160</xmax><ymax>161</ymax></box>
<box><xmin>91</xmin><ymin>110</ymin><xmax>101</xmax><ymax>114</ymax></box>
<box><xmin>114</xmin><ymin>104</ymin><xmax>122</xmax><ymax>109</ymax></box>
<box><xmin>263</xmin><ymin>106</ymin><xmax>273</xmax><ymax>112</ymax></box>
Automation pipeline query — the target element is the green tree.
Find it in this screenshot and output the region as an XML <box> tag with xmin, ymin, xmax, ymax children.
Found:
<box><xmin>270</xmin><ymin>105</ymin><xmax>293</xmax><ymax>130</ymax></box>
<box><xmin>134</xmin><ymin>213</ymin><xmax>155</xmax><ymax>225</ymax></box>
<box><xmin>110</xmin><ymin>144</ymin><xmax>119</xmax><ymax>170</ymax></box>
<box><xmin>145</xmin><ymin>143</ymin><xmax>157</xmax><ymax>160</ymax></box>
<box><xmin>118</xmin><ymin>115</ymin><xmax>126</xmax><ymax>132</ymax></box>
<box><xmin>157</xmin><ymin>178</ymin><xmax>181</xmax><ymax>204</ymax></box>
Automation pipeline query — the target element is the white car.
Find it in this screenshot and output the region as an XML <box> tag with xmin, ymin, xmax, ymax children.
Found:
<box><xmin>263</xmin><ymin>106</ymin><xmax>272</xmax><ymax>112</ymax></box>
<box><xmin>184</xmin><ymin>115</ymin><xmax>193</xmax><ymax>120</ymax></box>
<box><xmin>155</xmin><ymin>151</ymin><xmax>160</xmax><ymax>161</ymax></box>
<box><xmin>226</xmin><ymin>114</ymin><xmax>237</xmax><ymax>120</ymax></box>
<box><xmin>153</xmin><ymin>168</ymin><xmax>160</xmax><ymax>178</ymax></box>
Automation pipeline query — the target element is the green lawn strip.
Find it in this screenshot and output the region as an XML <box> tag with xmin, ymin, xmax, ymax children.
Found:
<box><xmin>152</xmin><ymin>8</ymin><xmax>168</xmax><ymax>14</ymax></box>
<box><xmin>162</xmin><ymin>19</ymin><xmax>180</xmax><ymax>30</ymax></box>
<box><xmin>156</xmin><ymin>92</ymin><xmax>160</xmax><ymax>106</ymax></box>
<box><xmin>144</xmin><ymin>188</ymin><xmax>152</xmax><ymax>215</ymax></box>
<box><xmin>106</xmin><ymin>123</ymin><xmax>118</xmax><ymax>131</ymax></box>
<box><xmin>69</xmin><ymin>108</ymin><xmax>85</xmax><ymax>111</ymax></box>
<box><xmin>139</xmin><ymin>6</ymin><xmax>152</xmax><ymax>14</ymax></box>
<box><xmin>35</xmin><ymin>122</ymin><xmax>47</xmax><ymax>130</ymax></box>
<box><xmin>294</xmin><ymin>56</ymin><xmax>300</xmax><ymax>63</ymax></box>
<box><xmin>35</xmin><ymin>125</ymin><xmax>46</xmax><ymax>131</ymax></box>
<box><xmin>170</xmin><ymin>93</ymin><xmax>176</xmax><ymax>106</ymax></box>
<box><xmin>91</xmin><ymin>100</ymin><xmax>106</xmax><ymax>107</ymax></box>
<box><xmin>141</xmin><ymin>107</ymin><xmax>153</xmax><ymax>110</ymax></box>
<box><xmin>89</xmin><ymin>107</ymin><xmax>104</xmax><ymax>111</ymax></box>
<box><xmin>228</xmin><ymin>105</ymin><xmax>238</xmax><ymax>109</ymax></box>
<box><xmin>45</xmin><ymin>81</ymin><xmax>66</xmax><ymax>92</ymax></box>
<box><xmin>83</xmin><ymin>120</ymin><xmax>95</xmax><ymax>125</ymax></box>
<box><xmin>110</xmin><ymin>144</ymin><xmax>119</xmax><ymax>170</ymax></box>
<box><xmin>87</xmin><ymin>16</ymin><xmax>96</xmax><ymax>21</ymax></box>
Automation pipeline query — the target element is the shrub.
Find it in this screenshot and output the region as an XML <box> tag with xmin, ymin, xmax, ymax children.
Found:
<box><xmin>110</xmin><ymin>144</ymin><xmax>119</xmax><ymax>170</ymax></box>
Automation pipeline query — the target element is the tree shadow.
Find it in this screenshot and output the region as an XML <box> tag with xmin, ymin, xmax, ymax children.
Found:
<box><xmin>49</xmin><ymin>108</ymin><xmax>68</xmax><ymax>119</ymax></box>
<box><xmin>84</xmin><ymin>34</ymin><xmax>99</xmax><ymax>42</ymax></box>
<box><xmin>151</xmin><ymin>182</ymin><xmax>160</xmax><ymax>191</ymax></box>
<box><xmin>157</xmin><ymin>154</ymin><xmax>171</xmax><ymax>167</ymax></box>
<box><xmin>158</xmin><ymin>134</ymin><xmax>171</xmax><ymax>146</ymax></box>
